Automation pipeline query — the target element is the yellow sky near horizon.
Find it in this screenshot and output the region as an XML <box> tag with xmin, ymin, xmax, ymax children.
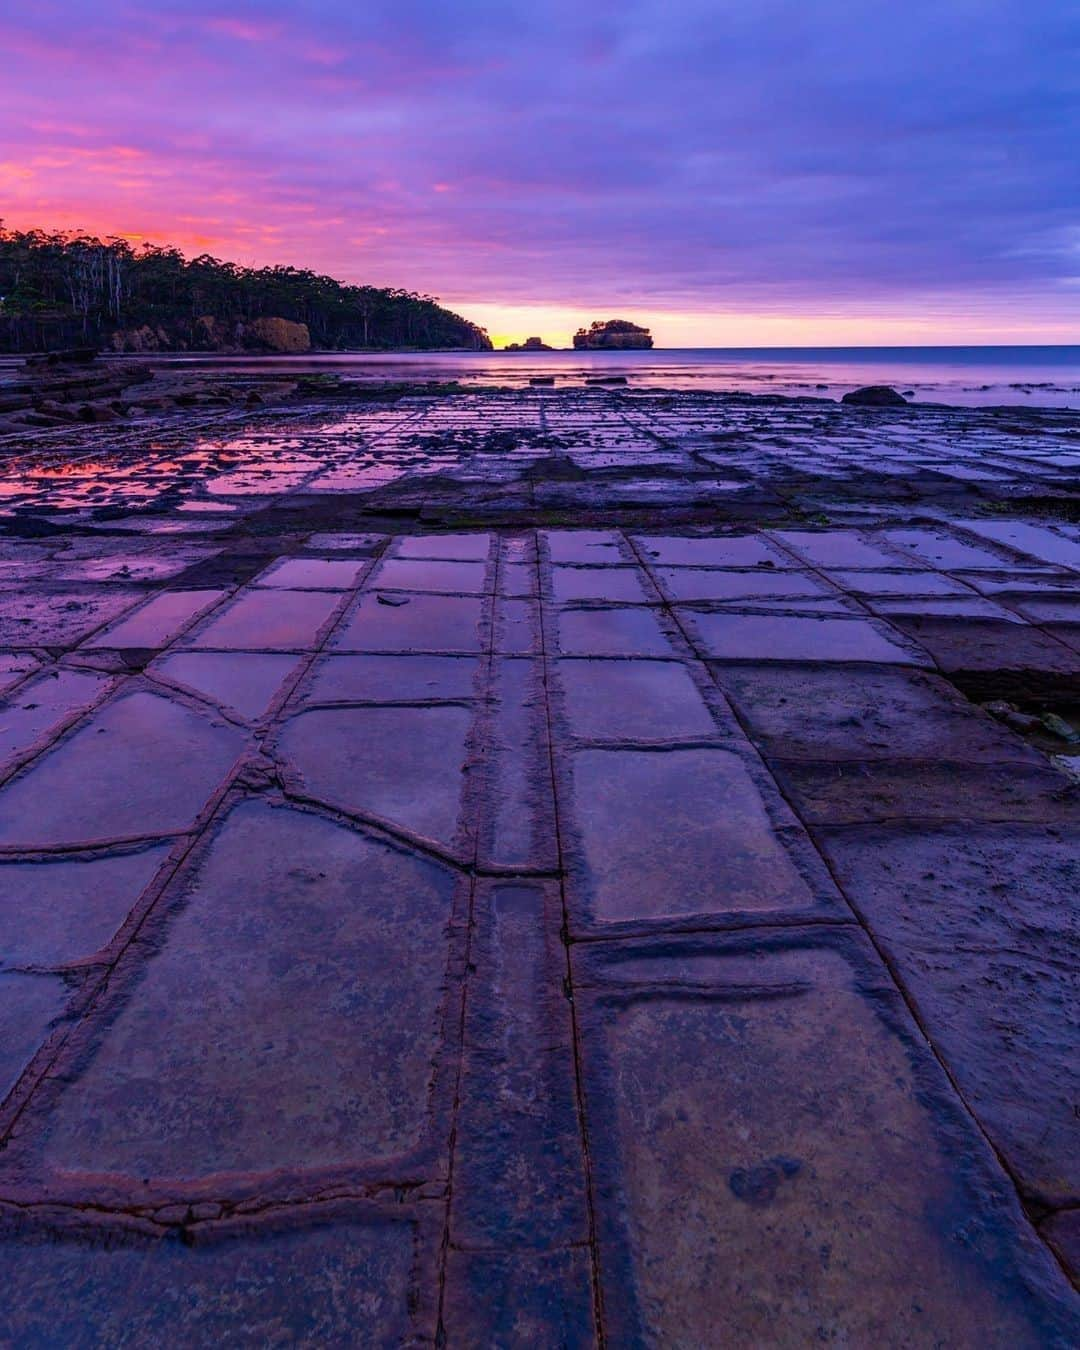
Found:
<box><xmin>453</xmin><ymin>302</ymin><xmax>1080</xmax><ymax>349</ymax></box>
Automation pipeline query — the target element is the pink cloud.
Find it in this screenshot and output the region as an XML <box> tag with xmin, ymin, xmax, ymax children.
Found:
<box><xmin>0</xmin><ymin>0</ymin><xmax>1075</xmax><ymax>335</ymax></box>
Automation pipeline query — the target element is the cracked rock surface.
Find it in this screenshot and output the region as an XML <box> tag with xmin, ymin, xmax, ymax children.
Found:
<box><xmin>0</xmin><ymin>385</ymin><xmax>1078</xmax><ymax>1344</ymax></box>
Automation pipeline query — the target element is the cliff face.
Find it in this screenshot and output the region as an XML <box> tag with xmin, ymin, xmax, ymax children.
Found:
<box><xmin>573</xmin><ymin>319</ymin><xmax>653</xmax><ymax>350</ymax></box>
<box><xmin>241</xmin><ymin>316</ymin><xmax>312</xmax><ymax>353</ymax></box>
<box><xmin>111</xmin><ymin>316</ymin><xmax>312</xmax><ymax>354</ymax></box>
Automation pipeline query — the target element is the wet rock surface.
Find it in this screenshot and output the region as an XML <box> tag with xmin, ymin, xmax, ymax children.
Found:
<box><xmin>0</xmin><ymin>384</ymin><xmax>1077</xmax><ymax>1343</ymax></box>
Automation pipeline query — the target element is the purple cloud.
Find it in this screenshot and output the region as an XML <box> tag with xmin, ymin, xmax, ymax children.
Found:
<box><xmin>1</xmin><ymin>0</ymin><xmax>1077</xmax><ymax>323</ymax></box>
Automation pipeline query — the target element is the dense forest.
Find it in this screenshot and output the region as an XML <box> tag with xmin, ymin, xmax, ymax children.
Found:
<box><xmin>0</xmin><ymin>225</ymin><xmax>492</xmax><ymax>353</ymax></box>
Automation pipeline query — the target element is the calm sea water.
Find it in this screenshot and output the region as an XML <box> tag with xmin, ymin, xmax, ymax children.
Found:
<box><xmin>314</xmin><ymin>345</ymin><xmax>1080</xmax><ymax>407</ymax></box>
<box><xmin>204</xmin><ymin>346</ymin><xmax>1080</xmax><ymax>408</ymax></box>
<box><xmin>7</xmin><ymin>346</ymin><xmax>1079</xmax><ymax>409</ymax></box>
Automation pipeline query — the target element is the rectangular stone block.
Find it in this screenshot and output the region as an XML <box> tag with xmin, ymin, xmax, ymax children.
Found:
<box><xmin>499</xmin><ymin>562</ymin><xmax>538</xmax><ymax>598</ymax></box>
<box><xmin>493</xmin><ymin>596</ymin><xmax>539</xmax><ymax>656</ymax></box>
<box><xmin>870</xmin><ymin>596</ymin><xmax>1021</xmax><ymax>622</ymax></box>
<box><xmin>0</xmin><ymin>972</ymin><xmax>70</xmax><ymax>1102</ymax></box>
<box><xmin>573</xmin><ymin>931</ymin><xmax>1078</xmax><ymax>1347</ymax></box>
<box><xmin>0</xmin><ymin>589</ymin><xmax>142</xmax><ymax>647</ymax></box>
<box><xmin>685</xmin><ymin>611</ymin><xmax>924</xmax><ymax>664</ymax></box>
<box><xmin>254</xmin><ymin>558</ymin><xmax>365</xmax><ymax>588</ymax></box>
<box><xmin>655</xmin><ymin>567</ymin><xmax>828</xmax><ymax>602</ymax></box>
<box><xmin>885</xmin><ymin>617</ymin><xmax>1080</xmax><ymax>683</ymax></box>
<box><xmin>556</xmin><ymin>658</ymin><xmax>720</xmax><ymax>743</ymax></box>
<box><xmin>827</xmin><ymin>570</ymin><xmax>969</xmax><ymax>596</ymax></box>
<box><xmin>822</xmin><ymin>824</ymin><xmax>1080</xmax><ymax>1207</ymax></box>
<box><xmin>371</xmin><ymin>558</ymin><xmax>490</xmax><ymax>594</ymax></box>
<box><xmin>713</xmin><ymin>666</ymin><xmax>1041</xmax><ymax>763</ymax></box>
<box><xmin>30</xmin><ymin>799</ymin><xmax>460</xmax><ymax>1177</ymax></box>
<box><xmin>393</xmin><ymin>533</ymin><xmax>491</xmax><ymax>561</ymax></box>
<box><xmin>278</xmin><ymin>704</ymin><xmax>473</xmax><ymax>854</ymax></box>
<box><xmin>0</xmin><ymin>669</ymin><xmax>111</xmax><ymax>767</ymax></box>
<box><xmin>552</xmin><ymin>567</ymin><xmax>648</xmax><ymax>603</ymax></box>
<box><xmin>955</xmin><ymin>520</ymin><xmax>1080</xmax><ymax>570</ymax></box>
<box><xmin>0</xmin><ymin>1209</ymin><xmax>424</xmax><ymax>1347</ymax></box>
<box><xmin>883</xmin><ymin>528</ymin><xmax>1016</xmax><ymax>571</ymax></box>
<box><xmin>151</xmin><ymin>651</ymin><xmax>300</xmax><ymax>719</ymax></box>
<box><xmin>0</xmin><ymin>692</ymin><xmax>244</xmax><ymax>849</ymax></box>
<box><xmin>185</xmin><ymin>588</ymin><xmax>340</xmax><ymax>651</ymax></box>
<box><xmin>544</xmin><ymin>530</ymin><xmax>624</xmax><ymax>564</ymax></box>
<box><xmin>0</xmin><ymin>845</ymin><xmax>171</xmax><ymax>968</ymax></box>
<box><xmin>635</xmin><ymin>534</ymin><xmax>791</xmax><ymax>568</ymax></box>
<box><xmin>86</xmin><ymin>590</ymin><xmax>223</xmax><ymax>648</ymax></box>
<box><xmin>773</xmin><ymin>529</ymin><xmax>912</xmax><ymax>569</ymax></box>
<box><xmin>556</xmin><ymin>607</ymin><xmax>674</xmax><ymax>657</ymax></box>
<box><xmin>442</xmin><ymin>1247</ymin><xmax>595</xmax><ymax>1348</ymax></box>
<box><xmin>332</xmin><ymin>593</ymin><xmax>486</xmax><ymax>654</ymax></box>
<box><xmin>302</xmin><ymin>653</ymin><xmax>479</xmax><ymax>704</ymax></box>
<box><xmin>563</xmin><ymin>748</ymin><xmax>835</xmax><ymax>932</ymax></box>
<box><xmin>480</xmin><ymin>661</ymin><xmax>557</xmax><ymax>870</ymax></box>
<box><xmin>451</xmin><ymin>882</ymin><xmax>586</xmax><ymax>1247</ymax></box>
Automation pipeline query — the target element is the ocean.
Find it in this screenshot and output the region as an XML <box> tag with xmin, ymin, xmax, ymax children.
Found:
<box><xmin>5</xmin><ymin>345</ymin><xmax>1079</xmax><ymax>409</ymax></box>
<box><xmin>297</xmin><ymin>345</ymin><xmax>1080</xmax><ymax>408</ymax></box>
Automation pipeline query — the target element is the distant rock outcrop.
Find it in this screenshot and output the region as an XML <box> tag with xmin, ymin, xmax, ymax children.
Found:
<box><xmin>841</xmin><ymin>385</ymin><xmax>908</xmax><ymax>407</ymax></box>
<box><xmin>573</xmin><ymin>319</ymin><xmax>653</xmax><ymax>350</ymax></box>
<box><xmin>111</xmin><ymin>316</ymin><xmax>310</xmax><ymax>354</ymax></box>
<box><xmin>110</xmin><ymin>325</ymin><xmax>172</xmax><ymax>353</ymax></box>
<box><xmin>504</xmin><ymin>336</ymin><xmax>553</xmax><ymax>351</ymax></box>
<box><xmin>241</xmin><ymin>316</ymin><xmax>311</xmax><ymax>353</ymax></box>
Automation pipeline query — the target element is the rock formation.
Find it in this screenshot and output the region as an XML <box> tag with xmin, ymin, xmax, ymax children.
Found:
<box><xmin>504</xmin><ymin>336</ymin><xmax>553</xmax><ymax>351</ymax></box>
<box><xmin>841</xmin><ymin>385</ymin><xmax>908</xmax><ymax>406</ymax></box>
<box><xmin>572</xmin><ymin>319</ymin><xmax>653</xmax><ymax>350</ymax></box>
<box><xmin>240</xmin><ymin>317</ymin><xmax>312</xmax><ymax>353</ymax></box>
<box><xmin>111</xmin><ymin>317</ymin><xmax>311</xmax><ymax>355</ymax></box>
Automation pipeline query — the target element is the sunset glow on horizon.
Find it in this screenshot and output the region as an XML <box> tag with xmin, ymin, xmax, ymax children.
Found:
<box><xmin>2</xmin><ymin>2</ymin><xmax>1078</xmax><ymax>347</ymax></box>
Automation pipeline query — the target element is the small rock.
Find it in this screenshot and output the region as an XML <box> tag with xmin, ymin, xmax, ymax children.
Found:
<box><xmin>985</xmin><ymin>700</ymin><xmax>1042</xmax><ymax>734</ymax></box>
<box><xmin>377</xmin><ymin>593</ymin><xmax>410</xmax><ymax>606</ymax></box>
<box><xmin>841</xmin><ymin>386</ymin><xmax>908</xmax><ymax>407</ymax></box>
<box><xmin>1040</xmin><ymin>712</ymin><xmax>1080</xmax><ymax>744</ymax></box>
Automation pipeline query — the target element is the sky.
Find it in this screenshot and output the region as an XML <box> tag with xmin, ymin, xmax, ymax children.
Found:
<box><xmin>2</xmin><ymin>1</ymin><xmax>1078</xmax><ymax>346</ymax></box>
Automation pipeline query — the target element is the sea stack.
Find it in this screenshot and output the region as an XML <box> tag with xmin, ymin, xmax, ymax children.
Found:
<box><xmin>573</xmin><ymin>319</ymin><xmax>653</xmax><ymax>349</ymax></box>
<box><xmin>504</xmin><ymin>336</ymin><xmax>553</xmax><ymax>351</ymax></box>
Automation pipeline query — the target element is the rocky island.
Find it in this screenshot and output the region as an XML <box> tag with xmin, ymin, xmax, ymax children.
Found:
<box><xmin>572</xmin><ymin>318</ymin><xmax>653</xmax><ymax>349</ymax></box>
<box><xmin>503</xmin><ymin>336</ymin><xmax>553</xmax><ymax>351</ymax></box>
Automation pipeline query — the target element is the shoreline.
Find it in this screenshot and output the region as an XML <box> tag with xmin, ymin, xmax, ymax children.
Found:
<box><xmin>2</xmin><ymin>357</ymin><xmax>1078</xmax><ymax>418</ymax></box>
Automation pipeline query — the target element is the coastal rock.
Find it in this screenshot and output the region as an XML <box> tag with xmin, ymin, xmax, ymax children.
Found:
<box><xmin>76</xmin><ymin>401</ymin><xmax>123</xmax><ymax>423</ymax></box>
<box><xmin>189</xmin><ymin>315</ymin><xmax>311</xmax><ymax>354</ymax></box>
<box><xmin>194</xmin><ymin>315</ymin><xmax>227</xmax><ymax>349</ymax></box>
<box><xmin>111</xmin><ymin>325</ymin><xmax>172</xmax><ymax>353</ymax></box>
<box><xmin>25</xmin><ymin>348</ymin><xmax>98</xmax><ymax>366</ymax></box>
<box><xmin>241</xmin><ymin>316</ymin><xmax>312</xmax><ymax>354</ymax></box>
<box><xmin>505</xmin><ymin>336</ymin><xmax>553</xmax><ymax>352</ymax></box>
<box><xmin>842</xmin><ymin>385</ymin><xmax>908</xmax><ymax>407</ymax></box>
<box><xmin>573</xmin><ymin>319</ymin><xmax>653</xmax><ymax>350</ymax></box>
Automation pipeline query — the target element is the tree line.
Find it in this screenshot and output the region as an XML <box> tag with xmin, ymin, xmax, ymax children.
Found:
<box><xmin>0</xmin><ymin>225</ymin><xmax>492</xmax><ymax>352</ymax></box>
